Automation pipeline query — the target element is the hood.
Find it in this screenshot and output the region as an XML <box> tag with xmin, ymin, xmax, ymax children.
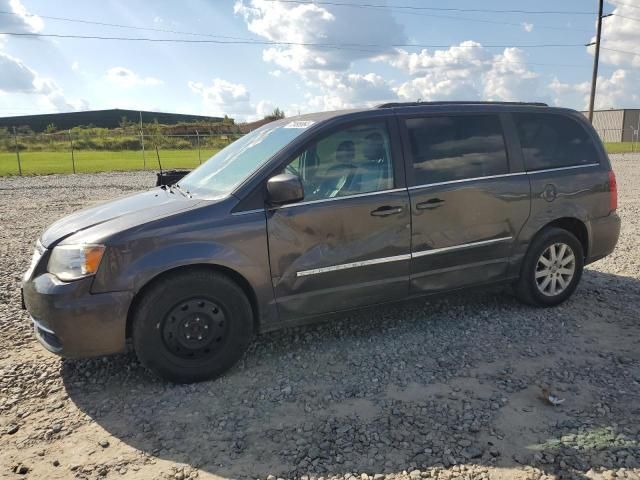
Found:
<box><xmin>41</xmin><ymin>188</ymin><xmax>205</xmax><ymax>248</ymax></box>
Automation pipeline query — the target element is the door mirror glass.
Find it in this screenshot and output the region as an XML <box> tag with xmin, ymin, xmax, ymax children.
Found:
<box><xmin>267</xmin><ymin>173</ymin><xmax>304</xmax><ymax>205</ymax></box>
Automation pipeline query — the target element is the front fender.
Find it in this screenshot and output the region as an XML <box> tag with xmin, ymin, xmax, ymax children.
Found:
<box><xmin>91</xmin><ymin>209</ymin><xmax>279</xmax><ymax>326</ymax></box>
<box><xmin>96</xmin><ymin>241</ymin><xmax>261</xmax><ymax>293</ymax></box>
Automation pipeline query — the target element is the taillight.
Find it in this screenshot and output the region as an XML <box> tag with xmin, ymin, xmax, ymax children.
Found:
<box><xmin>608</xmin><ymin>170</ymin><xmax>617</xmax><ymax>212</ymax></box>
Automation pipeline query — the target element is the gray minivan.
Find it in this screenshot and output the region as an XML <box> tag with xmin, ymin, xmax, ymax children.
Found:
<box><xmin>22</xmin><ymin>102</ymin><xmax>620</xmax><ymax>383</ymax></box>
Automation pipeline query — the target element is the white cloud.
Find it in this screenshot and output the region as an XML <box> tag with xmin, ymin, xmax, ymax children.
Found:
<box><xmin>254</xmin><ymin>99</ymin><xmax>277</xmax><ymax>119</ymax></box>
<box><xmin>551</xmin><ymin>69</ymin><xmax>640</xmax><ymax>110</ymax></box>
<box><xmin>382</xmin><ymin>41</ymin><xmax>491</xmax><ymax>76</ymax></box>
<box><xmin>0</xmin><ymin>51</ymin><xmax>39</xmax><ymax>93</ymax></box>
<box><xmin>39</xmin><ymin>89</ymin><xmax>90</xmax><ymax>112</ymax></box>
<box><xmin>106</xmin><ymin>67</ymin><xmax>164</xmax><ymax>87</ymax></box>
<box><xmin>303</xmin><ymin>71</ymin><xmax>397</xmax><ymax>110</ymax></box>
<box><xmin>0</xmin><ymin>52</ymin><xmax>88</xmax><ymax>112</ymax></box>
<box><xmin>546</xmin><ymin>2</ymin><xmax>640</xmax><ymax>110</ymax></box>
<box><xmin>594</xmin><ymin>69</ymin><xmax>640</xmax><ymax>109</ymax></box>
<box><xmin>590</xmin><ymin>3</ymin><xmax>640</xmax><ymax>68</ymax></box>
<box><xmin>234</xmin><ymin>0</ymin><xmax>405</xmax><ymax>72</ymax></box>
<box><xmin>549</xmin><ymin>78</ymin><xmax>584</xmax><ymax>96</ymax></box>
<box><xmin>0</xmin><ymin>0</ymin><xmax>88</xmax><ymax>112</ymax></box>
<box><xmin>387</xmin><ymin>43</ymin><xmax>544</xmax><ymax>104</ymax></box>
<box><xmin>234</xmin><ymin>1</ymin><xmax>552</xmax><ymax>112</ymax></box>
<box><xmin>396</xmin><ymin>76</ymin><xmax>477</xmax><ymax>103</ymax></box>
<box><xmin>71</xmin><ymin>61</ymin><xmax>80</xmax><ymax>71</ymax></box>
<box><xmin>0</xmin><ymin>0</ymin><xmax>43</xmax><ymax>35</ymax></box>
<box><xmin>483</xmin><ymin>48</ymin><xmax>540</xmax><ymax>101</ymax></box>
<box><xmin>232</xmin><ymin>0</ymin><xmax>636</xmax><ymax>113</ymax></box>
<box><xmin>188</xmin><ymin>78</ymin><xmax>291</xmax><ymax>122</ymax></box>
<box><xmin>188</xmin><ymin>78</ymin><xmax>257</xmax><ymax>120</ymax></box>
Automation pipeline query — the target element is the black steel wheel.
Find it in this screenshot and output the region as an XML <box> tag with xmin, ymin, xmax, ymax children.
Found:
<box><xmin>132</xmin><ymin>269</ymin><xmax>254</xmax><ymax>383</ymax></box>
<box><xmin>160</xmin><ymin>298</ymin><xmax>229</xmax><ymax>359</ymax></box>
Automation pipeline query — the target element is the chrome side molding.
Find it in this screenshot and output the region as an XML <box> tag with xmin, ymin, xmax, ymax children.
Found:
<box><xmin>296</xmin><ymin>236</ymin><xmax>513</xmax><ymax>277</ymax></box>
<box><xmin>297</xmin><ymin>253</ymin><xmax>412</xmax><ymax>277</ymax></box>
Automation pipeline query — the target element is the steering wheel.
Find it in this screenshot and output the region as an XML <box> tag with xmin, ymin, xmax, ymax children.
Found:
<box><xmin>314</xmin><ymin>163</ymin><xmax>358</xmax><ymax>198</ymax></box>
<box><xmin>284</xmin><ymin>163</ymin><xmax>300</xmax><ymax>176</ymax></box>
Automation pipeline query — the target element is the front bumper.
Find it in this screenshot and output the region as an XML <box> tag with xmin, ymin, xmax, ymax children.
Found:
<box><xmin>587</xmin><ymin>211</ymin><xmax>621</xmax><ymax>264</ymax></box>
<box><xmin>22</xmin><ymin>273</ymin><xmax>133</xmax><ymax>358</ymax></box>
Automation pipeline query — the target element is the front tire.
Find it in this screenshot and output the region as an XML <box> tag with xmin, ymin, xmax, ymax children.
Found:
<box><xmin>132</xmin><ymin>269</ymin><xmax>254</xmax><ymax>383</ymax></box>
<box><xmin>515</xmin><ymin>227</ymin><xmax>584</xmax><ymax>307</ymax></box>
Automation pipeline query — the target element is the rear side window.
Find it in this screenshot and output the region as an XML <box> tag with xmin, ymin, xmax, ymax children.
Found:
<box><xmin>405</xmin><ymin>115</ymin><xmax>509</xmax><ymax>185</ymax></box>
<box><xmin>513</xmin><ymin>113</ymin><xmax>599</xmax><ymax>171</ymax></box>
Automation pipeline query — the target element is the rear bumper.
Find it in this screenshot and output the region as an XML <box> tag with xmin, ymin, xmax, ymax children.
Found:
<box><xmin>22</xmin><ymin>273</ymin><xmax>132</xmax><ymax>358</ymax></box>
<box><xmin>587</xmin><ymin>211</ymin><xmax>621</xmax><ymax>264</ymax></box>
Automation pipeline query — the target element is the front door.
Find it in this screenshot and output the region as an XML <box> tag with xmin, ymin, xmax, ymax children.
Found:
<box><xmin>266</xmin><ymin>119</ymin><xmax>411</xmax><ymax>320</ymax></box>
<box><xmin>400</xmin><ymin>113</ymin><xmax>531</xmax><ymax>293</ymax></box>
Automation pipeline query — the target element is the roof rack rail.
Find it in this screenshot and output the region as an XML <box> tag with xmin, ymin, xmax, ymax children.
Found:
<box><xmin>376</xmin><ymin>101</ymin><xmax>549</xmax><ymax>108</ymax></box>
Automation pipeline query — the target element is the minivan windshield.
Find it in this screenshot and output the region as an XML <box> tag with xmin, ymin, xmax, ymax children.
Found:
<box><xmin>178</xmin><ymin>121</ymin><xmax>311</xmax><ymax>198</ymax></box>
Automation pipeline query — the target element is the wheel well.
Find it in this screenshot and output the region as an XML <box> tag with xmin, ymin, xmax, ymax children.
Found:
<box><xmin>125</xmin><ymin>264</ymin><xmax>260</xmax><ymax>339</ymax></box>
<box><xmin>543</xmin><ymin>217</ymin><xmax>589</xmax><ymax>258</ymax></box>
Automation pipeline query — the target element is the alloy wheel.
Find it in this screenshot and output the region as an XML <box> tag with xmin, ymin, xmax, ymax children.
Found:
<box><xmin>535</xmin><ymin>242</ymin><xmax>576</xmax><ymax>297</ymax></box>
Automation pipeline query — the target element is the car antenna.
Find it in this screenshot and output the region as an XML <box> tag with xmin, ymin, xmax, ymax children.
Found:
<box><xmin>155</xmin><ymin>145</ymin><xmax>163</xmax><ymax>179</ymax></box>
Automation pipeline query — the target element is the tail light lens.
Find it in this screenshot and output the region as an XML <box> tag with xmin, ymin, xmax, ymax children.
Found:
<box><xmin>608</xmin><ymin>170</ymin><xmax>617</xmax><ymax>212</ymax></box>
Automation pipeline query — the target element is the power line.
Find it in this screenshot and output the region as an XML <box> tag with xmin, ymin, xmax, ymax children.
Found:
<box><xmin>0</xmin><ymin>10</ymin><xmax>252</xmax><ymax>42</ymax></box>
<box><xmin>375</xmin><ymin>9</ymin><xmax>593</xmax><ymax>32</ymax></box>
<box><xmin>263</xmin><ymin>0</ymin><xmax>597</xmax><ymax>15</ymax></box>
<box><xmin>612</xmin><ymin>12</ymin><xmax>640</xmax><ymax>22</ymax></box>
<box><xmin>0</xmin><ymin>7</ymin><xmax>593</xmax><ymax>36</ymax></box>
<box><xmin>601</xmin><ymin>46</ymin><xmax>640</xmax><ymax>59</ymax></box>
<box><xmin>0</xmin><ymin>31</ymin><xmax>588</xmax><ymax>50</ymax></box>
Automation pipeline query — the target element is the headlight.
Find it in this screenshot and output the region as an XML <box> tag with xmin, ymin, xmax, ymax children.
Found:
<box><xmin>47</xmin><ymin>244</ymin><xmax>106</xmax><ymax>281</ymax></box>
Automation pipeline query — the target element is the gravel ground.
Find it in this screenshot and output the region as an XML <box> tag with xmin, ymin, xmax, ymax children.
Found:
<box><xmin>1</xmin><ymin>157</ymin><xmax>639</xmax><ymax>480</ymax></box>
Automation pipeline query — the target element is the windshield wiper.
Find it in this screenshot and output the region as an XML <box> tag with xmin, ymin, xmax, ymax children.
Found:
<box><xmin>173</xmin><ymin>183</ymin><xmax>192</xmax><ymax>198</ymax></box>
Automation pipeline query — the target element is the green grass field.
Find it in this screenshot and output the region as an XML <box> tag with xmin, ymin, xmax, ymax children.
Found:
<box><xmin>604</xmin><ymin>142</ymin><xmax>638</xmax><ymax>154</ymax></box>
<box><xmin>0</xmin><ymin>143</ymin><xmax>636</xmax><ymax>176</ymax></box>
<box><xmin>0</xmin><ymin>149</ymin><xmax>221</xmax><ymax>176</ymax></box>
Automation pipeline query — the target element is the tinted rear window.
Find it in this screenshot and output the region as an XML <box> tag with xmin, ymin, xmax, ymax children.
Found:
<box><xmin>513</xmin><ymin>113</ymin><xmax>599</xmax><ymax>171</ymax></box>
<box><xmin>405</xmin><ymin>115</ymin><xmax>509</xmax><ymax>185</ymax></box>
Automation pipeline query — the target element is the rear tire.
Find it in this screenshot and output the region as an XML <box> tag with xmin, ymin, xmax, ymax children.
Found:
<box><xmin>132</xmin><ymin>269</ymin><xmax>253</xmax><ymax>383</ymax></box>
<box><xmin>515</xmin><ymin>227</ymin><xmax>584</xmax><ymax>307</ymax></box>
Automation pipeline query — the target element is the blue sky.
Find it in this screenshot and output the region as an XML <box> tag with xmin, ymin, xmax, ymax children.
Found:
<box><xmin>1</xmin><ymin>0</ymin><xmax>639</xmax><ymax>121</ymax></box>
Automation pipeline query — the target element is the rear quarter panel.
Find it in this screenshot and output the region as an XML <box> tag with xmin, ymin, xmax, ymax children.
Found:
<box><xmin>505</xmin><ymin>108</ymin><xmax>614</xmax><ymax>274</ymax></box>
<box><xmin>508</xmin><ymin>166</ymin><xmax>611</xmax><ymax>277</ymax></box>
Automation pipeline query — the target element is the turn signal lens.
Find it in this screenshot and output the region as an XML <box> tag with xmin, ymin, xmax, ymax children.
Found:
<box><xmin>82</xmin><ymin>245</ymin><xmax>106</xmax><ymax>275</ymax></box>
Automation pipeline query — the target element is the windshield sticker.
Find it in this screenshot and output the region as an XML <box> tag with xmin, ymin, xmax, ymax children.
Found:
<box><xmin>283</xmin><ymin>120</ymin><xmax>315</xmax><ymax>129</ymax></box>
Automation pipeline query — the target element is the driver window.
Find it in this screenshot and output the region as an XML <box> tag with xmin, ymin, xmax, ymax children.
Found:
<box><xmin>286</xmin><ymin>122</ymin><xmax>394</xmax><ymax>201</ymax></box>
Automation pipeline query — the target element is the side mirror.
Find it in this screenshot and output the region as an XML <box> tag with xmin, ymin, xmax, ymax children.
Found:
<box><xmin>267</xmin><ymin>173</ymin><xmax>304</xmax><ymax>205</ymax></box>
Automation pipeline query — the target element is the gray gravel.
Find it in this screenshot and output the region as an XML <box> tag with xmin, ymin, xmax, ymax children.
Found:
<box><xmin>1</xmin><ymin>158</ymin><xmax>639</xmax><ymax>480</ymax></box>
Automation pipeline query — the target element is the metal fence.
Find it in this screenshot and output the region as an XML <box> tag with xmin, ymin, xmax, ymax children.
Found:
<box><xmin>2</xmin><ymin>126</ymin><xmax>638</xmax><ymax>176</ymax></box>
<box><xmin>594</xmin><ymin>128</ymin><xmax>640</xmax><ymax>153</ymax></box>
<box><xmin>0</xmin><ymin>130</ymin><xmax>244</xmax><ymax>175</ymax></box>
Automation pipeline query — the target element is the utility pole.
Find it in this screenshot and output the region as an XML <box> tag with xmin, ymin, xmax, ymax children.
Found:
<box><xmin>587</xmin><ymin>0</ymin><xmax>610</xmax><ymax>123</ymax></box>
<box><xmin>139</xmin><ymin>111</ymin><xmax>146</xmax><ymax>170</ymax></box>
<box><xmin>68</xmin><ymin>129</ymin><xmax>76</xmax><ymax>174</ymax></box>
<box><xmin>195</xmin><ymin>129</ymin><xmax>201</xmax><ymax>164</ymax></box>
<box><xmin>13</xmin><ymin>126</ymin><xmax>22</xmax><ymax>176</ymax></box>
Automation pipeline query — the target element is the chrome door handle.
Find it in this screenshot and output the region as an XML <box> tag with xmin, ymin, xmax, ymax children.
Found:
<box><xmin>371</xmin><ymin>206</ymin><xmax>403</xmax><ymax>217</ymax></box>
<box><xmin>416</xmin><ymin>198</ymin><xmax>445</xmax><ymax>210</ymax></box>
